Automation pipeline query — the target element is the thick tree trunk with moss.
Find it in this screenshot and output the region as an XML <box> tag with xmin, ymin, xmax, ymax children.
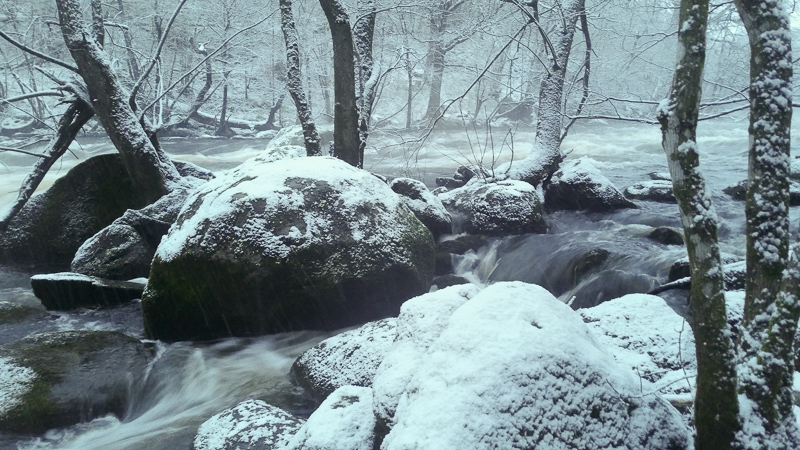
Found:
<box><xmin>56</xmin><ymin>0</ymin><xmax>180</xmax><ymax>206</ymax></box>
<box><xmin>279</xmin><ymin>0</ymin><xmax>322</xmax><ymax>157</ymax></box>
<box><xmin>733</xmin><ymin>0</ymin><xmax>799</xmax><ymax>446</ymax></box>
<box><xmin>318</xmin><ymin>0</ymin><xmax>361</xmax><ymax>167</ymax></box>
<box><xmin>657</xmin><ymin>0</ymin><xmax>740</xmax><ymax>448</ymax></box>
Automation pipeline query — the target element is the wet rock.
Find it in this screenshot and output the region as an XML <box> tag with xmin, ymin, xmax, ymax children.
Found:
<box><xmin>0</xmin><ymin>154</ymin><xmax>150</xmax><ymax>271</ymax></box>
<box><xmin>570</xmin><ymin>248</ymin><xmax>610</xmax><ymax>284</ymax></box>
<box><xmin>192</xmin><ymin>399</ymin><xmax>304</xmax><ymax>450</ymax></box>
<box><xmin>648</xmin><ymin>226</ymin><xmax>684</xmax><ymax>246</ymax></box>
<box><xmin>71</xmin><ymin>187</ymin><xmax>197</xmax><ymax>280</ymax></box>
<box><xmin>435</xmin><ymin>234</ymin><xmax>489</xmax><ymax>254</ymax></box>
<box><xmin>292</xmin><ymin>319</ymin><xmax>396</xmax><ymax>403</ymax></box>
<box><xmin>724</xmin><ymin>179</ymin><xmax>800</xmax><ymax>205</ymax></box>
<box><xmin>623</xmin><ymin>180</ymin><xmax>676</xmax><ymax>203</ymax></box>
<box><xmin>667</xmin><ymin>253</ymin><xmax>742</xmax><ymax>282</ymax></box>
<box><xmin>142</xmin><ymin>156</ymin><xmax>434</xmax><ymax>342</ymax></box>
<box><xmin>545</xmin><ymin>158</ymin><xmax>637</xmax><ymax>212</ymax></box>
<box><xmin>434</xmin><ymin>253</ymin><xmax>453</xmax><ymax>275</ymax></box>
<box><xmin>432</xmin><ymin>275</ymin><xmax>470</xmax><ymax>289</ymax></box>
<box><xmin>30</xmin><ymin>272</ymin><xmax>145</xmax><ymax>310</ymax></box>
<box><xmin>391</xmin><ymin>177</ymin><xmax>452</xmax><ymax>239</ymax></box>
<box><xmin>374</xmin><ymin>282</ymin><xmax>689</xmax><ymax>450</ymax></box>
<box><xmin>648</xmin><ymin>172</ymin><xmax>672</xmax><ymax>181</ymax></box>
<box><xmin>439</xmin><ymin>179</ymin><xmax>547</xmax><ymax>235</ymax></box>
<box><xmin>564</xmin><ymin>269</ymin><xmax>658</xmax><ymax>309</ymax></box>
<box><xmin>0</xmin><ymin>301</ymin><xmax>49</xmax><ymax>324</ymax></box>
<box><xmin>286</xmin><ymin>385</ymin><xmax>375</xmax><ymax>450</ymax></box>
<box><xmin>434</xmin><ymin>165</ymin><xmax>484</xmax><ymax>190</ymax></box>
<box><xmin>652</xmin><ymin>260</ymin><xmax>746</xmax><ymax>295</ymax></box>
<box><xmin>0</xmin><ymin>330</ymin><xmax>151</xmax><ymax>434</ymax></box>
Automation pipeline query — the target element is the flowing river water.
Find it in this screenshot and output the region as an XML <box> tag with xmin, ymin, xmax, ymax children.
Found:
<box><xmin>1</xmin><ymin>118</ymin><xmax>798</xmax><ymax>448</ymax></box>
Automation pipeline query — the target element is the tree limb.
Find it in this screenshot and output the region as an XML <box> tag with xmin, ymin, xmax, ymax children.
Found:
<box><xmin>0</xmin><ymin>30</ymin><xmax>79</xmax><ymax>73</ymax></box>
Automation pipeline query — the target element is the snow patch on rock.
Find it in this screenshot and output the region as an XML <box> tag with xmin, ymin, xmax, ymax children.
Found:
<box><xmin>0</xmin><ymin>356</ymin><xmax>35</xmax><ymax>416</ymax></box>
<box><xmin>286</xmin><ymin>385</ymin><xmax>375</xmax><ymax>450</ymax></box>
<box><xmin>193</xmin><ymin>399</ymin><xmax>304</xmax><ymax>450</ymax></box>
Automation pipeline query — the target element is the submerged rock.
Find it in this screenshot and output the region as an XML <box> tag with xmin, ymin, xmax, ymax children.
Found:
<box><xmin>438</xmin><ymin>179</ymin><xmax>547</xmax><ymax>235</ymax></box>
<box><xmin>0</xmin><ymin>330</ymin><xmax>150</xmax><ymax>434</ymax></box>
<box><xmin>292</xmin><ymin>318</ymin><xmax>396</xmax><ymax>402</ymax></box>
<box><xmin>545</xmin><ymin>158</ymin><xmax>637</xmax><ymax>212</ymax></box>
<box><xmin>374</xmin><ymin>282</ymin><xmax>689</xmax><ymax>449</ymax></box>
<box><xmin>30</xmin><ymin>272</ymin><xmax>145</xmax><ymax>310</ymax></box>
<box><xmin>192</xmin><ymin>399</ymin><xmax>304</xmax><ymax>450</ymax></box>
<box><xmin>0</xmin><ymin>301</ymin><xmax>49</xmax><ymax>325</ymax></box>
<box><xmin>0</xmin><ymin>154</ymin><xmax>150</xmax><ymax>270</ymax></box>
<box><xmin>142</xmin><ymin>156</ymin><xmax>434</xmax><ymax>342</ymax></box>
<box><xmin>391</xmin><ymin>177</ymin><xmax>452</xmax><ymax>239</ymax></box>
<box><xmin>648</xmin><ymin>226</ymin><xmax>684</xmax><ymax>246</ymax></box>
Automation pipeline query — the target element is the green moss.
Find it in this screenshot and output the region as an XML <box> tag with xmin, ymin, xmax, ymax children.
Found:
<box><xmin>0</xmin><ymin>303</ymin><xmax>47</xmax><ymax>324</ymax></box>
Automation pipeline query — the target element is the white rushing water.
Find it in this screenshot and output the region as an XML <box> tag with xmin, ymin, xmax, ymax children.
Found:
<box><xmin>1</xmin><ymin>118</ymin><xmax>798</xmax><ymax>448</ymax></box>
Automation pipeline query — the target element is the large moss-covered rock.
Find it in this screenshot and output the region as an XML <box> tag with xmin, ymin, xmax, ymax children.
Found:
<box><xmin>0</xmin><ymin>330</ymin><xmax>151</xmax><ymax>434</ymax></box>
<box><xmin>0</xmin><ymin>154</ymin><xmax>150</xmax><ymax>270</ymax></box>
<box><xmin>142</xmin><ymin>156</ymin><xmax>434</xmax><ymax>342</ymax></box>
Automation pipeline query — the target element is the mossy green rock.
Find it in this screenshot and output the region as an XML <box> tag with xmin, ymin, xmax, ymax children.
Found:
<box><xmin>0</xmin><ymin>154</ymin><xmax>148</xmax><ymax>270</ymax></box>
<box><xmin>0</xmin><ymin>330</ymin><xmax>151</xmax><ymax>434</ymax></box>
<box><xmin>0</xmin><ymin>301</ymin><xmax>49</xmax><ymax>324</ymax></box>
<box><xmin>142</xmin><ymin>157</ymin><xmax>434</xmax><ymax>342</ymax></box>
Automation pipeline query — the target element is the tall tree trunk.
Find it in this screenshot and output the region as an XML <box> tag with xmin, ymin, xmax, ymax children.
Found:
<box><xmin>423</xmin><ymin>41</ymin><xmax>445</xmax><ymax>120</ymax></box>
<box><xmin>56</xmin><ymin>0</ymin><xmax>180</xmax><ymax>205</ymax></box>
<box><xmin>279</xmin><ymin>0</ymin><xmax>322</xmax><ymax>156</ymax></box>
<box><xmin>734</xmin><ymin>0</ymin><xmax>799</xmax><ymax>445</ymax></box>
<box><xmin>216</xmin><ymin>74</ymin><xmax>234</xmax><ymax>136</ymax></box>
<box><xmin>354</xmin><ymin>0</ymin><xmax>376</xmax><ymax>162</ymax></box>
<box><xmin>657</xmin><ymin>0</ymin><xmax>740</xmax><ymax>448</ymax></box>
<box><xmin>318</xmin><ymin>0</ymin><xmax>361</xmax><ymax>167</ymax></box>
<box><xmin>116</xmin><ymin>0</ymin><xmax>141</xmax><ymax>81</ymax></box>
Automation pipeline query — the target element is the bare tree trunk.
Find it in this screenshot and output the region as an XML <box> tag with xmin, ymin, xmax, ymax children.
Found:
<box><xmin>279</xmin><ymin>0</ymin><xmax>322</xmax><ymax>156</ymax></box>
<box><xmin>318</xmin><ymin>0</ymin><xmax>361</xmax><ymax>167</ymax></box>
<box><xmin>56</xmin><ymin>0</ymin><xmax>180</xmax><ymax>205</ymax></box>
<box><xmin>657</xmin><ymin>0</ymin><xmax>739</xmax><ymax>448</ymax></box>
<box><xmin>116</xmin><ymin>0</ymin><xmax>141</xmax><ymax>80</ymax></box>
<box><xmin>355</xmin><ymin>0</ymin><xmax>376</xmax><ymax>161</ymax></box>
<box><xmin>216</xmin><ymin>74</ymin><xmax>234</xmax><ymax>137</ymax></box>
<box><xmin>733</xmin><ymin>0</ymin><xmax>799</xmax><ymax>445</ymax></box>
<box><xmin>424</xmin><ymin>41</ymin><xmax>445</xmax><ymax>120</ymax></box>
<box><xmin>0</xmin><ymin>100</ymin><xmax>94</xmax><ymax>232</ymax></box>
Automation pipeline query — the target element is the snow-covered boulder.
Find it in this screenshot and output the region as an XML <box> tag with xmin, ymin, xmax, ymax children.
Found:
<box><xmin>285</xmin><ymin>385</ymin><xmax>375</xmax><ymax>450</ymax></box>
<box><xmin>0</xmin><ymin>331</ymin><xmax>150</xmax><ymax>434</ymax></box>
<box><xmin>292</xmin><ymin>318</ymin><xmax>396</xmax><ymax>402</ymax></box>
<box><xmin>142</xmin><ymin>156</ymin><xmax>434</xmax><ymax>342</ymax></box>
<box><xmin>375</xmin><ymin>282</ymin><xmax>689</xmax><ymax>449</ymax></box>
<box><xmin>0</xmin><ymin>154</ymin><xmax>151</xmax><ymax>270</ymax></box>
<box><xmin>580</xmin><ymin>294</ymin><xmax>696</xmax><ymax>401</ymax></box>
<box><xmin>623</xmin><ymin>180</ymin><xmax>676</xmax><ymax>203</ymax></box>
<box><xmin>438</xmin><ymin>179</ymin><xmax>547</xmax><ymax>235</ymax></box>
<box><xmin>545</xmin><ymin>158</ymin><xmax>637</xmax><ymax>212</ymax></box>
<box><xmin>30</xmin><ymin>272</ymin><xmax>145</xmax><ymax>310</ymax></box>
<box><xmin>390</xmin><ymin>178</ymin><xmax>452</xmax><ymax>239</ymax></box>
<box><xmin>192</xmin><ymin>399</ymin><xmax>304</xmax><ymax>450</ymax></box>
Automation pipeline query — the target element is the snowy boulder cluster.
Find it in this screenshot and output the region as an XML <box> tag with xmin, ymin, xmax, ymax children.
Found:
<box><xmin>142</xmin><ymin>156</ymin><xmax>435</xmax><ymax>342</ymax></box>
<box><xmin>193</xmin><ymin>282</ymin><xmax>692</xmax><ymax>450</ymax></box>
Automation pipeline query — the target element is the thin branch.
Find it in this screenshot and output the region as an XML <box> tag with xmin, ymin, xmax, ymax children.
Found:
<box><xmin>0</xmin><ymin>147</ymin><xmax>48</xmax><ymax>158</ymax></box>
<box><xmin>0</xmin><ymin>90</ymin><xmax>64</xmax><ymax>104</ymax></box>
<box><xmin>0</xmin><ymin>30</ymin><xmax>79</xmax><ymax>73</ymax></box>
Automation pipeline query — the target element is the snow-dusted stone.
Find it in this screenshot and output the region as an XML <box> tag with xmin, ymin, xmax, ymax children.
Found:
<box><xmin>580</xmin><ymin>294</ymin><xmax>696</xmax><ymax>400</ymax></box>
<box><xmin>438</xmin><ymin>179</ymin><xmax>546</xmax><ymax>235</ymax></box>
<box><xmin>292</xmin><ymin>318</ymin><xmax>396</xmax><ymax>402</ymax></box>
<box><xmin>545</xmin><ymin>158</ymin><xmax>637</xmax><ymax>212</ymax></box>
<box><xmin>285</xmin><ymin>385</ymin><xmax>375</xmax><ymax>450</ymax></box>
<box><xmin>623</xmin><ymin>180</ymin><xmax>676</xmax><ymax>203</ymax></box>
<box><xmin>0</xmin><ymin>330</ymin><xmax>151</xmax><ymax>434</ymax></box>
<box><xmin>668</xmin><ymin>252</ymin><xmax>742</xmax><ymax>282</ymax></box>
<box><xmin>724</xmin><ymin>179</ymin><xmax>800</xmax><ymax>205</ymax></box>
<box><xmin>71</xmin><ymin>186</ymin><xmax>199</xmax><ymax>280</ymax></box>
<box><xmin>377</xmin><ymin>282</ymin><xmax>690</xmax><ymax>449</ymax></box>
<box><xmin>0</xmin><ymin>154</ymin><xmax>151</xmax><ymax>270</ymax></box>
<box><xmin>435</xmin><ymin>165</ymin><xmax>486</xmax><ymax>190</ymax></box>
<box><xmin>30</xmin><ymin>272</ymin><xmax>145</xmax><ymax>310</ymax></box>
<box><xmin>391</xmin><ymin>178</ymin><xmax>452</xmax><ymax>239</ymax></box>
<box><xmin>372</xmin><ymin>283</ymin><xmax>481</xmax><ymax>425</ymax></box>
<box><xmin>142</xmin><ymin>156</ymin><xmax>434</xmax><ymax>342</ymax></box>
<box><xmin>192</xmin><ymin>399</ymin><xmax>304</xmax><ymax>450</ymax></box>
<box><xmin>655</xmin><ymin>260</ymin><xmax>746</xmax><ymax>295</ymax></box>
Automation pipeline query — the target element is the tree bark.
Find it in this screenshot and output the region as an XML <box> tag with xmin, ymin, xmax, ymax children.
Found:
<box><xmin>56</xmin><ymin>0</ymin><xmax>180</xmax><ymax>205</ymax></box>
<box><xmin>355</xmin><ymin>0</ymin><xmax>377</xmax><ymax>161</ymax></box>
<box><xmin>657</xmin><ymin>0</ymin><xmax>740</xmax><ymax>448</ymax></box>
<box><xmin>733</xmin><ymin>0</ymin><xmax>799</xmax><ymax>445</ymax></box>
<box><xmin>318</xmin><ymin>0</ymin><xmax>361</xmax><ymax>167</ymax></box>
<box><xmin>279</xmin><ymin>0</ymin><xmax>322</xmax><ymax>156</ymax></box>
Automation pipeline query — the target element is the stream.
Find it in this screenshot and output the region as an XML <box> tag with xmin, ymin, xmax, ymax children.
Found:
<box><xmin>1</xmin><ymin>119</ymin><xmax>797</xmax><ymax>448</ymax></box>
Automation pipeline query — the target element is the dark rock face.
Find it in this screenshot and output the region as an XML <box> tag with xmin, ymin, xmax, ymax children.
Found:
<box><xmin>648</xmin><ymin>227</ymin><xmax>684</xmax><ymax>246</ymax></box>
<box><xmin>432</xmin><ymin>275</ymin><xmax>470</xmax><ymax>289</ymax></box>
<box><xmin>435</xmin><ymin>165</ymin><xmax>484</xmax><ymax>190</ymax></box>
<box><xmin>0</xmin><ymin>330</ymin><xmax>151</xmax><ymax>434</ymax></box>
<box><xmin>725</xmin><ymin>179</ymin><xmax>800</xmax><ymax>205</ymax></box>
<box><xmin>390</xmin><ymin>177</ymin><xmax>452</xmax><ymax>239</ymax></box>
<box><xmin>0</xmin><ymin>154</ymin><xmax>149</xmax><ymax>270</ymax></box>
<box><xmin>436</xmin><ymin>235</ymin><xmax>489</xmax><ymax>254</ymax></box>
<box><xmin>545</xmin><ymin>158</ymin><xmax>637</xmax><ymax>212</ymax></box>
<box><xmin>30</xmin><ymin>272</ymin><xmax>145</xmax><ymax>310</ymax></box>
<box><xmin>142</xmin><ymin>157</ymin><xmax>434</xmax><ymax>342</ymax></box>
<box><xmin>623</xmin><ymin>180</ymin><xmax>676</xmax><ymax>203</ymax></box>
<box><xmin>291</xmin><ymin>318</ymin><xmax>396</xmax><ymax>402</ymax></box>
<box><xmin>565</xmin><ymin>269</ymin><xmax>658</xmax><ymax>309</ymax></box>
<box><xmin>439</xmin><ymin>180</ymin><xmax>547</xmax><ymax>235</ymax></box>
